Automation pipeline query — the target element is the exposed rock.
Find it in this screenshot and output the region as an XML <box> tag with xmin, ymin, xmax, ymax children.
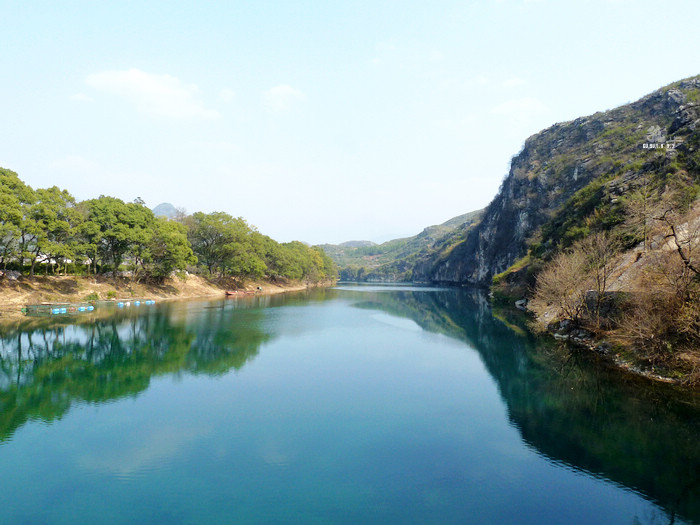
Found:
<box><xmin>416</xmin><ymin>76</ymin><xmax>700</xmax><ymax>286</ymax></box>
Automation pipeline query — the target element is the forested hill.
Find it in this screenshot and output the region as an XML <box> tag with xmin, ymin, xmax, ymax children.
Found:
<box><xmin>0</xmin><ymin>168</ymin><xmax>336</xmax><ymax>284</ymax></box>
<box><xmin>321</xmin><ymin>209</ymin><xmax>484</xmax><ymax>281</ymax></box>
<box><xmin>417</xmin><ymin>75</ymin><xmax>700</xmax><ymax>285</ymax></box>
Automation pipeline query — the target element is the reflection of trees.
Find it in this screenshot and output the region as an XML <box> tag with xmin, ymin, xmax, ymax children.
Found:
<box><xmin>2</xmin><ymin>288</ymin><xmax>699</xmax><ymax>522</ymax></box>
<box><xmin>0</xmin><ymin>302</ymin><xmax>270</xmax><ymax>442</ymax></box>
<box><xmin>349</xmin><ymin>287</ymin><xmax>700</xmax><ymax>524</ymax></box>
<box><xmin>185</xmin><ymin>305</ymin><xmax>270</xmax><ymax>375</ymax></box>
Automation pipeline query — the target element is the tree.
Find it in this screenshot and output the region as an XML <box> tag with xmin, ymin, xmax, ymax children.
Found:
<box><xmin>617</xmin><ymin>196</ymin><xmax>700</xmax><ymax>360</ymax></box>
<box><xmin>655</xmin><ymin>207</ymin><xmax>700</xmax><ymax>281</ymax></box>
<box><xmin>125</xmin><ymin>199</ymin><xmax>157</xmax><ymax>276</ymax></box>
<box><xmin>533</xmin><ymin>244</ymin><xmax>592</xmax><ymax>324</ymax></box>
<box><xmin>81</xmin><ymin>196</ymin><xmax>155</xmax><ymax>276</ymax></box>
<box><xmin>624</xmin><ymin>173</ymin><xmax>659</xmax><ymax>251</ymax></box>
<box><xmin>31</xmin><ymin>186</ymin><xmax>82</xmax><ymax>275</ymax></box>
<box><xmin>533</xmin><ymin>231</ymin><xmax>619</xmax><ymax>326</ymax></box>
<box><xmin>76</xmin><ymin>207</ymin><xmax>102</xmax><ymax>275</ymax></box>
<box><xmin>187</xmin><ymin>212</ymin><xmax>264</xmax><ymax>278</ymax></box>
<box><xmin>582</xmin><ymin>232</ymin><xmax>620</xmax><ymax>323</ymax></box>
<box><xmin>141</xmin><ymin>218</ymin><xmax>196</xmax><ymax>281</ymax></box>
<box><xmin>271</xmin><ymin>241</ymin><xmax>337</xmax><ymax>282</ymax></box>
<box><xmin>312</xmin><ymin>246</ymin><xmax>337</xmax><ymax>281</ymax></box>
<box><xmin>187</xmin><ymin>212</ymin><xmax>233</xmax><ymax>275</ymax></box>
<box><xmin>0</xmin><ymin>168</ymin><xmax>30</xmax><ymax>269</ymax></box>
<box><xmin>16</xmin><ymin>190</ymin><xmax>39</xmax><ymax>275</ymax></box>
<box><xmin>0</xmin><ymin>167</ymin><xmax>337</xmax><ymax>285</ymax></box>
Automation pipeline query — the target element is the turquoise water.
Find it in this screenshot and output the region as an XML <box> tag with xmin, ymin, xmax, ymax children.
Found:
<box><xmin>0</xmin><ymin>285</ymin><xmax>698</xmax><ymax>524</ymax></box>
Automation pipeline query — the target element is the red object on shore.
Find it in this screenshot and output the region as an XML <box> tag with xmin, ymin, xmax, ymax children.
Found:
<box><xmin>225</xmin><ymin>290</ymin><xmax>256</xmax><ymax>296</ymax></box>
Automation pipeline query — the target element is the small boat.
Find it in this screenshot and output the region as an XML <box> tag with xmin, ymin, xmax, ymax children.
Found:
<box><xmin>225</xmin><ymin>290</ymin><xmax>257</xmax><ymax>296</ymax></box>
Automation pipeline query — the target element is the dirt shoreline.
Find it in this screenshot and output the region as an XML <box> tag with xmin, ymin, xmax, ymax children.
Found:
<box><xmin>0</xmin><ymin>274</ymin><xmax>326</xmax><ymax>325</ymax></box>
<box><xmin>525</xmin><ymin>305</ymin><xmax>700</xmax><ymax>389</ymax></box>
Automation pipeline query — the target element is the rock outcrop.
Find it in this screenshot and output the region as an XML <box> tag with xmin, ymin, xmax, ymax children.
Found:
<box><xmin>417</xmin><ymin>75</ymin><xmax>700</xmax><ymax>285</ymax></box>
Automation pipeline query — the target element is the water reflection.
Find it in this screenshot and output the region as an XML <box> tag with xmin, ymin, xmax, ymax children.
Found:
<box><xmin>0</xmin><ymin>288</ymin><xmax>698</xmax><ymax>523</ymax></box>
<box><xmin>0</xmin><ymin>300</ymin><xmax>270</xmax><ymax>443</ymax></box>
<box><xmin>342</xmin><ymin>286</ymin><xmax>700</xmax><ymax>525</ymax></box>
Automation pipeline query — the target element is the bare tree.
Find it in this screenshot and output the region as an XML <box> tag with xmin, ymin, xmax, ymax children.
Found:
<box><xmin>534</xmin><ymin>244</ymin><xmax>592</xmax><ymax>324</ymax></box>
<box><xmin>582</xmin><ymin>231</ymin><xmax>620</xmax><ymax>325</ymax></box>
<box><xmin>617</xmin><ymin>201</ymin><xmax>700</xmax><ymax>360</ymax></box>
<box><xmin>618</xmin><ymin>290</ymin><xmax>675</xmax><ymax>361</ymax></box>
<box><xmin>533</xmin><ymin>232</ymin><xmax>620</xmax><ymax>327</ymax></box>
<box><xmin>624</xmin><ymin>173</ymin><xmax>659</xmax><ymax>251</ymax></box>
<box><xmin>655</xmin><ymin>207</ymin><xmax>700</xmax><ymax>281</ymax></box>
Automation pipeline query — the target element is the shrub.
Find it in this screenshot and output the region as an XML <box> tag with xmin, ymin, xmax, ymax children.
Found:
<box><xmin>533</xmin><ymin>244</ymin><xmax>591</xmax><ymax>324</ymax></box>
<box><xmin>532</xmin><ymin>232</ymin><xmax>619</xmax><ymax>328</ymax></box>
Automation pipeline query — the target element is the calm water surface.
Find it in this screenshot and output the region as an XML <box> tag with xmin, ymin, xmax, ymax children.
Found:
<box><xmin>0</xmin><ymin>285</ymin><xmax>698</xmax><ymax>524</ymax></box>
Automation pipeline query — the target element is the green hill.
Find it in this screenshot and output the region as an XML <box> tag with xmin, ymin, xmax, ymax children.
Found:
<box><xmin>321</xmin><ymin>209</ymin><xmax>484</xmax><ymax>281</ymax></box>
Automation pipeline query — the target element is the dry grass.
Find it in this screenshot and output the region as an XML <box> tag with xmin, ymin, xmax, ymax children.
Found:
<box><xmin>529</xmin><ymin>202</ymin><xmax>700</xmax><ymax>384</ymax></box>
<box><xmin>0</xmin><ymin>274</ymin><xmax>313</xmax><ymax>323</ymax></box>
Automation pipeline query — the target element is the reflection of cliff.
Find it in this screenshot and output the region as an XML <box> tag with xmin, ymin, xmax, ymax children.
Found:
<box><xmin>349</xmin><ymin>288</ymin><xmax>700</xmax><ymax>524</ymax></box>
<box><xmin>0</xmin><ymin>301</ymin><xmax>270</xmax><ymax>441</ymax></box>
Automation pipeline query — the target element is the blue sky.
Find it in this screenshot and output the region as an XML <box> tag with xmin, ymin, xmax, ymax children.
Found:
<box><xmin>2</xmin><ymin>0</ymin><xmax>700</xmax><ymax>244</ymax></box>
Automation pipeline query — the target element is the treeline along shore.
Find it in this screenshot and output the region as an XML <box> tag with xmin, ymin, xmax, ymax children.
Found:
<box><xmin>0</xmin><ymin>166</ymin><xmax>337</xmax><ymax>314</ymax></box>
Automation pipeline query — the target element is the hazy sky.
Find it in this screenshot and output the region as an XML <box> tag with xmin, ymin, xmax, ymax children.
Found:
<box><xmin>2</xmin><ymin>0</ymin><xmax>700</xmax><ymax>244</ymax></box>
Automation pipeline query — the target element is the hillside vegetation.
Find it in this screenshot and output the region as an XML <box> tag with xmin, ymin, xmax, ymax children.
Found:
<box><xmin>481</xmin><ymin>75</ymin><xmax>700</xmax><ymax>384</ymax></box>
<box><xmin>412</xmin><ymin>77</ymin><xmax>697</xmax><ymax>286</ymax></box>
<box><xmin>321</xmin><ymin>209</ymin><xmax>483</xmax><ymax>281</ymax></box>
<box><xmin>326</xmin><ymin>74</ymin><xmax>700</xmax><ymax>384</ymax></box>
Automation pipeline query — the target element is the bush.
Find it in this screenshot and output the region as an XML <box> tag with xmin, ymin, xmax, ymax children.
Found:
<box><xmin>532</xmin><ymin>232</ymin><xmax>619</xmax><ymax>327</ymax></box>
<box><xmin>533</xmin><ymin>245</ymin><xmax>591</xmax><ymax>324</ymax></box>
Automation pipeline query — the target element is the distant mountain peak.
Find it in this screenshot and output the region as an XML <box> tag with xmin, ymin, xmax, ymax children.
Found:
<box><xmin>152</xmin><ymin>202</ymin><xmax>178</xmax><ymax>219</ymax></box>
<box><xmin>339</xmin><ymin>240</ymin><xmax>376</xmax><ymax>248</ymax></box>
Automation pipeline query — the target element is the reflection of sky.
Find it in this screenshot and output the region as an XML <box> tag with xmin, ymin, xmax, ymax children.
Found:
<box><xmin>334</xmin><ymin>284</ymin><xmax>451</xmax><ymax>293</ymax></box>
<box><xmin>57</xmin><ymin>376</ymin><xmax>220</xmax><ymax>480</ymax></box>
<box><xmin>0</xmin><ymin>291</ymin><xmax>686</xmax><ymax>524</ymax></box>
<box><xmin>77</xmin><ymin>423</ymin><xmax>212</xmax><ymax>477</ymax></box>
<box><xmin>370</xmin><ymin>312</ymin><xmax>422</xmax><ymax>332</ymax></box>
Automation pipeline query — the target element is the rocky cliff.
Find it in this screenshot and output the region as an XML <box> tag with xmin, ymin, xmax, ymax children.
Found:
<box><xmin>418</xmin><ymin>75</ymin><xmax>700</xmax><ymax>285</ymax></box>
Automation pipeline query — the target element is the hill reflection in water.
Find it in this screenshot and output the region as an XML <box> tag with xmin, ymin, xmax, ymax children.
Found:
<box><xmin>0</xmin><ymin>287</ymin><xmax>698</xmax><ymax>523</ymax></box>
<box><xmin>340</xmin><ymin>284</ymin><xmax>700</xmax><ymax>524</ymax></box>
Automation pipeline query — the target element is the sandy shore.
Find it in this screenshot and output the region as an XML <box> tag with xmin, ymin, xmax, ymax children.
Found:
<box><xmin>0</xmin><ymin>274</ymin><xmax>320</xmax><ymax>324</ymax></box>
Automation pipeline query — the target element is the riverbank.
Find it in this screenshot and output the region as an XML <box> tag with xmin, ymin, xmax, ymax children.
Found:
<box><xmin>507</xmin><ymin>297</ymin><xmax>700</xmax><ymax>389</ymax></box>
<box><xmin>0</xmin><ymin>274</ymin><xmax>324</xmax><ymax>324</ymax></box>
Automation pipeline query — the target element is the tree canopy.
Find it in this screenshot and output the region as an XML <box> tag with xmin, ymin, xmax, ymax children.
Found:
<box><xmin>0</xmin><ymin>167</ymin><xmax>336</xmax><ymax>284</ymax></box>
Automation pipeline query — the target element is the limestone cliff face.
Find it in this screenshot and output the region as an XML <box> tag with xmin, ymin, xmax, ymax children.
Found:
<box><xmin>418</xmin><ymin>76</ymin><xmax>700</xmax><ymax>285</ymax></box>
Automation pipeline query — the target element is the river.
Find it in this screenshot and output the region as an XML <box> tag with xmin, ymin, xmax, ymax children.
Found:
<box><xmin>0</xmin><ymin>284</ymin><xmax>698</xmax><ymax>524</ymax></box>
